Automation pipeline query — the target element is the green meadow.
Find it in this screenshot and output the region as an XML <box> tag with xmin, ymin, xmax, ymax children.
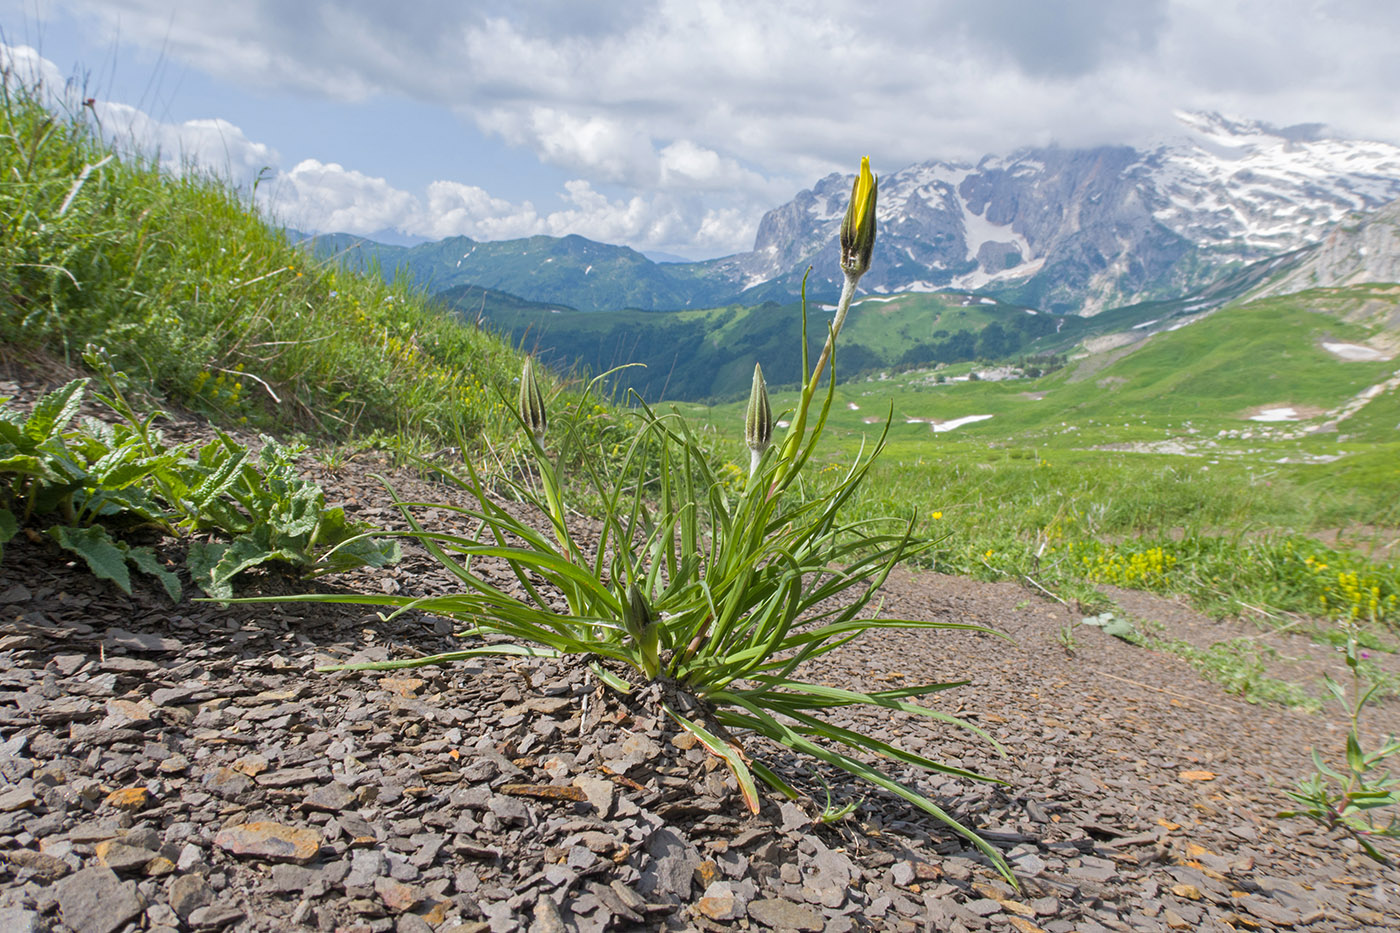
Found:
<box><xmin>679</xmin><ymin>287</ymin><xmax>1400</xmax><ymax>643</ymax></box>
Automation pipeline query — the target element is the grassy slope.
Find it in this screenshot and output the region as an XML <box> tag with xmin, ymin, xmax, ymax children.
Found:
<box><xmin>0</xmin><ymin>84</ymin><xmax>522</xmax><ymax>448</ymax></box>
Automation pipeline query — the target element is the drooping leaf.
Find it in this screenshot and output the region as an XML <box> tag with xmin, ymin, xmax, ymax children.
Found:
<box><xmin>50</xmin><ymin>523</ymin><xmax>132</xmax><ymax>594</ymax></box>
<box><xmin>211</xmin><ymin>531</ymin><xmax>279</xmax><ymax>586</ymax></box>
<box><xmin>187</xmin><ymin>540</ymin><xmax>232</xmax><ymax>600</ymax></box>
<box><xmin>122</xmin><ymin>545</ymin><xmax>182</xmax><ymax>602</ymax></box>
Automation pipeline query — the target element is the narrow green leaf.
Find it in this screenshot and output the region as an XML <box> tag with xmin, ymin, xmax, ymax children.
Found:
<box><xmin>663</xmin><ymin>702</ymin><xmax>760</xmax><ymax>814</ymax></box>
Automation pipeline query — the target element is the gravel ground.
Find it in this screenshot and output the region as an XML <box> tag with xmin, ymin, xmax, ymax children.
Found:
<box><xmin>0</xmin><ymin>366</ymin><xmax>1397</xmax><ymax>933</ymax></box>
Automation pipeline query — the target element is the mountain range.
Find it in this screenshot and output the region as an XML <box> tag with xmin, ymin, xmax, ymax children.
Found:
<box><xmin>303</xmin><ymin>111</ymin><xmax>1400</xmax><ymax>317</ymax></box>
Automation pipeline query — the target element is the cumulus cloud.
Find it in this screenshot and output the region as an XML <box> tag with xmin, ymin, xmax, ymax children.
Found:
<box><xmin>2</xmin><ymin>44</ymin><xmax>277</xmax><ymax>183</ymax></box>
<box><xmin>97</xmin><ymin>103</ymin><xmax>278</xmax><ymax>182</ymax></box>
<box><xmin>1</xmin><ymin>41</ymin><xmax>759</xmax><ymax>255</ymax></box>
<box><xmin>269</xmin><ymin>159</ymin><xmax>419</xmax><ymax>234</ymax></box>
<box><xmin>0</xmin><ymin>43</ymin><xmax>69</xmax><ymax>94</ymax></box>
<box><xmin>268</xmin><ymin>161</ymin><xmax>758</xmax><ymax>256</ymax></box>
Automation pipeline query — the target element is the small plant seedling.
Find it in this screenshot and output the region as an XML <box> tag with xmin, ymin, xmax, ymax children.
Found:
<box><xmin>1057</xmin><ymin>619</ymin><xmax>1079</xmax><ymax>655</ymax></box>
<box><xmin>815</xmin><ymin>773</ymin><xmax>861</xmax><ymax>824</ymax></box>
<box><xmin>1080</xmin><ymin>611</ymin><xmax>1138</xmax><ymax>642</ymax></box>
<box><xmin>0</xmin><ymin>353</ymin><xmax>399</xmax><ymax>601</ymax></box>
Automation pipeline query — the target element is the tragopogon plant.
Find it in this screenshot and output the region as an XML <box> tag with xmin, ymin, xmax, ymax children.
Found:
<box><xmin>292</xmin><ymin>158</ymin><xmax>1014</xmax><ymax>881</ymax></box>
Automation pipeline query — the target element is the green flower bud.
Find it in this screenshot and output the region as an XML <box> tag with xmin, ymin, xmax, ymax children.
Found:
<box><xmin>622</xmin><ymin>583</ymin><xmax>661</xmax><ymax>679</ymax></box>
<box><xmin>622</xmin><ymin>582</ymin><xmax>651</xmax><ymax>641</ymax></box>
<box><xmin>518</xmin><ymin>358</ymin><xmax>547</xmax><ymax>440</ymax></box>
<box><xmin>744</xmin><ymin>362</ymin><xmax>772</xmax><ymax>475</ymax></box>
<box><xmin>839</xmin><ymin>156</ymin><xmax>878</xmax><ymax>280</ymax></box>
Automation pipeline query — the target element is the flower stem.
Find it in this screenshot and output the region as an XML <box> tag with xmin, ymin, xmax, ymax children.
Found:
<box><xmin>777</xmin><ymin>270</ymin><xmax>862</xmax><ymax>470</ymax></box>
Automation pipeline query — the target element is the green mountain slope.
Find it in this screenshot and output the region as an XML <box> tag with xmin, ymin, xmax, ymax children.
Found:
<box><xmin>727</xmin><ymin>284</ymin><xmax>1400</xmax><ymax>455</ymax></box>
<box><xmin>305</xmin><ymin>232</ymin><xmax>747</xmax><ymax>313</ymax></box>
<box><xmin>453</xmin><ymin>290</ymin><xmax>1071</xmax><ymax>401</ymax></box>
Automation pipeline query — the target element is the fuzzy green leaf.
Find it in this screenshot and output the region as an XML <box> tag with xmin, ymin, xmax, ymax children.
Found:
<box><xmin>123</xmin><ymin>545</ymin><xmax>182</xmax><ymax>602</ymax></box>
<box><xmin>50</xmin><ymin>523</ymin><xmax>132</xmax><ymax>594</ymax></box>
<box><xmin>23</xmin><ymin>379</ymin><xmax>86</xmax><ymax>445</ymax></box>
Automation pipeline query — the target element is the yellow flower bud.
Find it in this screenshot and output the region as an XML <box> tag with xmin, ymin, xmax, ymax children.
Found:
<box><xmin>840</xmin><ymin>156</ymin><xmax>878</xmax><ymax>279</ymax></box>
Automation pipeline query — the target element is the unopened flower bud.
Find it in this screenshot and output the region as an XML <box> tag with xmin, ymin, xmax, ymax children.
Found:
<box><xmin>840</xmin><ymin>156</ymin><xmax>878</xmax><ymax>280</ymax></box>
<box><xmin>518</xmin><ymin>358</ymin><xmax>547</xmax><ymax>440</ymax></box>
<box><xmin>622</xmin><ymin>584</ymin><xmax>660</xmax><ymax>679</ymax></box>
<box><xmin>622</xmin><ymin>582</ymin><xmax>651</xmax><ymax>641</ymax></box>
<box><xmin>744</xmin><ymin>363</ymin><xmax>772</xmax><ymax>475</ymax></box>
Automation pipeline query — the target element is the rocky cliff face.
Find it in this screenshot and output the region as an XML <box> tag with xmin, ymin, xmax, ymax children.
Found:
<box><xmin>1249</xmin><ymin>199</ymin><xmax>1400</xmax><ymax>299</ymax></box>
<box><xmin>719</xmin><ymin>113</ymin><xmax>1400</xmax><ymax>315</ymax></box>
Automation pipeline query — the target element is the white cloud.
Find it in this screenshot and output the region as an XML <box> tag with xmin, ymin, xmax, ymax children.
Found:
<box><xmin>2</xmin><ymin>43</ymin><xmax>277</xmax><ymax>183</ymax></box>
<box><xmin>268</xmin><ymin>162</ymin><xmax>758</xmax><ymax>256</ymax></box>
<box><xmin>0</xmin><ymin>43</ymin><xmax>69</xmax><ymax>94</ymax></box>
<box><xmin>96</xmin><ymin>103</ymin><xmax>277</xmax><ymax>182</ymax></box>
<box><xmin>268</xmin><ymin>159</ymin><xmax>418</xmax><ymax>235</ymax></box>
<box><xmin>0</xmin><ymin>42</ymin><xmax>754</xmax><ymax>255</ymax></box>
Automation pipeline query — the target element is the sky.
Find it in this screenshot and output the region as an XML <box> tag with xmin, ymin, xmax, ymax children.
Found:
<box><xmin>3</xmin><ymin>0</ymin><xmax>1400</xmax><ymax>260</ymax></box>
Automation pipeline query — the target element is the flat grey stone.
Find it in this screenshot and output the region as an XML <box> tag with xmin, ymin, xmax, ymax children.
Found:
<box><xmin>168</xmin><ymin>873</ymin><xmax>214</xmax><ymax>920</ymax></box>
<box><xmin>0</xmin><ymin>786</ymin><xmax>37</xmax><ymax>812</ymax></box>
<box><xmin>57</xmin><ymin>866</ymin><xmax>145</xmax><ymax>933</ymax></box>
<box><xmin>346</xmin><ymin>848</ymin><xmax>389</xmax><ymax>887</ymax></box>
<box><xmin>531</xmin><ymin>897</ymin><xmax>567</xmax><ymax>933</ymax></box>
<box><xmin>255</xmin><ymin>766</ymin><xmax>318</xmax><ymax>788</ymax></box>
<box><xmin>99</xmin><ymin>842</ymin><xmax>159</xmax><ymax>873</ymax></box>
<box><xmin>891</xmin><ymin>861</ymin><xmax>915</xmax><ymax>886</ymax></box>
<box><xmin>1011</xmin><ymin>851</ymin><xmax>1047</xmax><ymax>877</ymax></box>
<box><xmin>104</xmin><ymin>628</ymin><xmax>183</xmax><ymax>653</ymax></box>
<box><xmin>747</xmin><ymin>897</ymin><xmax>824</xmax><ymax>931</ymax></box>
<box><xmin>638</xmin><ymin>826</ymin><xmax>700</xmax><ymax>900</ymax></box>
<box><xmin>572</xmin><ymin>775</ymin><xmax>613</xmax><ymax>817</ymax></box>
<box><xmin>696</xmin><ymin>881</ymin><xmax>746</xmax><ymax>921</ymax></box>
<box><xmin>1236</xmin><ymin>894</ymin><xmax>1302</xmax><ymax>926</ymax></box>
<box><xmin>0</xmin><ymin>907</ymin><xmax>40</xmax><ymax>933</ymax></box>
<box><xmin>302</xmin><ymin>781</ymin><xmax>357</xmax><ymax>812</ymax></box>
<box><xmin>779</xmin><ymin>801</ymin><xmax>810</xmax><ymax>832</ymax></box>
<box><xmin>487</xmin><ymin>794</ymin><xmax>528</xmax><ymax>825</ymax></box>
<box><xmin>188</xmin><ymin>903</ymin><xmax>246</xmax><ymax>929</ymax></box>
<box><xmin>966</xmin><ymin>897</ymin><xmax>1004</xmax><ymax>917</ymax></box>
<box><xmin>1</xmin><ymin>847</ymin><xmax>73</xmax><ymax>881</ymax></box>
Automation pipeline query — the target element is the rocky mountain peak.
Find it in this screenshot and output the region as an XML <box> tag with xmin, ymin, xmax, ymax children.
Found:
<box><xmin>719</xmin><ymin>115</ymin><xmax>1400</xmax><ymax>314</ymax></box>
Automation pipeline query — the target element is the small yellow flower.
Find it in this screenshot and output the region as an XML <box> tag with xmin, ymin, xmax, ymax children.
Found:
<box><xmin>932</xmin><ymin>511</ymin><xmax>942</xmax><ymax>519</ymax></box>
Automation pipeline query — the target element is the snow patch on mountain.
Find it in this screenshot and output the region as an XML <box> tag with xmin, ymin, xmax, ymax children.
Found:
<box><xmin>1143</xmin><ymin>112</ymin><xmax>1400</xmax><ymax>254</ymax></box>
